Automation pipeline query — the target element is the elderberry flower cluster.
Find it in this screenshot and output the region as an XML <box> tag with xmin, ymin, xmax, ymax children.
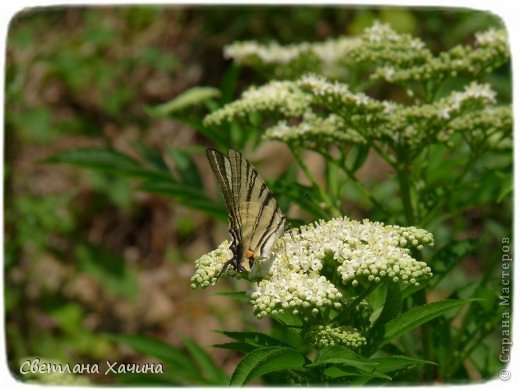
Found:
<box><xmin>373</xmin><ymin>28</ymin><xmax>509</xmax><ymax>83</ymax></box>
<box><xmin>436</xmin><ymin>82</ymin><xmax>496</xmax><ymax>120</ymax></box>
<box><xmin>204</xmin><ymin>70</ymin><xmax>508</xmax><ymax>150</ymax></box>
<box><xmin>223</xmin><ymin>22</ymin><xmax>430</xmax><ymax>78</ymax></box>
<box><xmin>304</xmin><ymin>324</ymin><xmax>367</xmax><ymax>349</ymax></box>
<box><xmin>190</xmin><ymin>241</ymin><xmax>239</xmax><ymax>288</ymax></box>
<box><xmin>298</xmin><ymin>74</ymin><xmax>387</xmax><ymax>114</ymax></box>
<box><xmin>446</xmin><ymin>106</ymin><xmax>512</xmax><ymax>149</ymax></box>
<box><xmin>191</xmin><ymin>217</ymin><xmax>433</xmax><ymax>320</ymax></box>
<box><xmin>204</xmin><ymin>81</ymin><xmax>311</xmax><ymax>127</ymax></box>
<box><xmin>265</xmin><ymin>111</ymin><xmax>365</xmax><ymax>146</ymax></box>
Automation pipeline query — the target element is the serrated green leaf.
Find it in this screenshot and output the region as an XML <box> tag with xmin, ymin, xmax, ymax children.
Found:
<box><xmin>215</xmin><ymin>331</ymin><xmax>290</xmax><ymax>349</ymax></box>
<box><xmin>370</xmin><ymin>355</ymin><xmax>436</xmax><ymax>372</ymax></box>
<box><xmin>310</xmin><ymin>346</ymin><xmax>371</xmax><ymax>367</ymax></box>
<box><xmin>230</xmin><ymin>346</ymin><xmax>305</xmax><ymax>386</ymax></box>
<box><xmin>383</xmin><ymin>299</ymin><xmax>473</xmax><ymax>345</ymax></box>
<box><xmin>213</xmin><ymin>342</ymin><xmax>256</xmax><ymax>353</ymax></box>
<box><xmin>310</xmin><ymin>346</ymin><xmax>390</xmax><ymax>379</ymax></box>
<box><xmin>322</xmin><ymin>365</ymin><xmax>390</xmax><ymax>380</ymax></box>
<box><xmin>182</xmin><ymin>337</ymin><xmax>228</xmax><ymax>385</ymax></box>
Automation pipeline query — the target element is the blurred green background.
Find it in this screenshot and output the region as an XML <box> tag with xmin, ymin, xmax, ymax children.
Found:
<box><xmin>5</xmin><ymin>6</ymin><xmax>509</xmax><ymax>384</ymax></box>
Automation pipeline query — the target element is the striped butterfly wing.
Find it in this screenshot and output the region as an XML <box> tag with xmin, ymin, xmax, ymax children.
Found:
<box><xmin>206</xmin><ymin>149</ymin><xmax>285</xmax><ymax>267</ymax></box>
<box><xmin>206</xmin><ymin>149</ymin><xmax>241</xmax><ymax>240</ymax></box>
<box><xmin>239</xmin><ymin>202</ymin><xmax>286</xmax><ymax>261</ymax></box>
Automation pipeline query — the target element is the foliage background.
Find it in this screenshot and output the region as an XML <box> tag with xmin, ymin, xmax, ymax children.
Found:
<box><xmin>5</xmin><ymin>6</ymin><xmax>510</xmax><ymax>384</ymax></box>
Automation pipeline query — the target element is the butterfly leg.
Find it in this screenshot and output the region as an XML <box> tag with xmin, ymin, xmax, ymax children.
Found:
<box><xmin>216</xmin><ymin>243</ymin><xmax>247</xmax><ymax>280</ymax></box>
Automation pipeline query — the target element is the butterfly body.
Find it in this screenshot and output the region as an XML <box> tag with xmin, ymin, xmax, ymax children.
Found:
<box><xmin>206</xmin><ymin>149</ymin><xmax>286</xmax><ymax>276</ymax></box>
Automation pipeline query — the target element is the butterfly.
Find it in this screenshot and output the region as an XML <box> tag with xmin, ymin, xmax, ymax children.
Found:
<box><xmin>206</xmin><ymin>149</ymin><xmax>286</xmax><ymax>276</ymax></box>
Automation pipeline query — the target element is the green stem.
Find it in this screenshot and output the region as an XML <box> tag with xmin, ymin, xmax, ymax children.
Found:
<box><xmin>396</xmin><ymin>163</ymin><xmax>415</xmax><ymax>225</ymax></box>
<box><xmin>333</xmin><ymin>283</ymin><xmax>378</xmax><ymax>324</ymax></box>
<box><xmin>316</xmin><ymin>148</ymin><xmax>389</xmax><ymax>215</ymax></box>
<box><xmin>290</xmin><ymin>145</ymin><xmax>341</xmax><ymax>217</ymax></box>
<box><xmin>370</xmin><ymin>141</ymin><xmax>395</xmax><ymax>166</ymax></box>
<box><xmin>395</xmin><ymin>148</ymin><xmax>436</xmax><ymax>381</ymax></box>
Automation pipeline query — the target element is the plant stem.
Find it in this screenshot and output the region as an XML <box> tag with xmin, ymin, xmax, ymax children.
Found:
<box><xmin>420</xmin><ymin>148</ymin><xmax>479</xmax><ymax>226</ymax></box>
<box><xmin>290</xmin><ymin>145</ymin><xmax>341</xmax><ymax>217</ymax></box>
<box><xmin>396</xmin><ymin>163</ymin><xmax>415</xmax><ymax>225</ymax></box>
<box><xmin>316</xmin><ymin>147</ymin><xmax>389</xmax><ymax>215</ymax></box>
<box><xmin>333</xmin><ymin>283</ymin><xmax>378</xmax><ymax>324</ymax></box>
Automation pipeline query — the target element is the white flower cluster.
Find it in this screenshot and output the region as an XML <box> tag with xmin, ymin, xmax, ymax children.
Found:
<box><xmin>203</xmin><ymin>81</ymin><xmax>310</xmax><ymax>126</ymax></box>
<box><xmin>437</xmin><ymin>82</ymin><xmax>496</xmax><ymax>120</ymax></box>
<box><xmin>283</xmin><ymin>218</ymin><xmax>433</xmax><ymax>287</ymax></box>
<box><xmin>375</xmin><ymin>82</ymin><xmax>500</xmax><ymax>147</ymax></box>
<box><xmin>191</xmin><ymin>217</ymin><xmax>433</xmax><ymax>320</ymax></box>
<box><xmin>190</xmin><ymin>241</ymin><xmax>239</xmax><ymax>288</ymax></box>
<box><xmin>305</xmin><ymin>324</ymin><xmax>367</xmax><ymax>349</ymax></box>
<box><xmin>298</xmin><ymin>74</ymin><xmax>389</xmax><ymax>119</ymax></box>
<box><xmin>223</xmin><ymin>22</ymin><xmax>430</xmax><ymax>78</ymax></box>
<box><xmin>373</xmin><ymin>28</ymin><xmax>509</xmax><ymax>83</ymax></box>
<box><xmin>251</xmin><ymin>272</ymin><xmax>343</xmax><ymax>319</ymax></box>
<box><xmin>224</xmin><ymin>37</ymin><xmax>363</xmax><ymax>67</ymax></box>
<box><xmin>348</xmin><ymin>22</ymin><xmax>431</xmax><ymax>67</ymax></box>
<box><xmin>446</xmin><ymin>106</ymin><xmax>512</xmax><ymax>149</ymax></box>
<box><xmin>265</xmin><ymin>111</ymin><xmax>366</xmax><ymax>146</ymax></box>
<box><xmin>224</xmin><ymin>41</ymin><xmax>309</xmax><ymax>65</ymax></box>
<box><xmin>475</xmin><ymin>28</ymin><xmax>508</xmax><ymax>47</ymax></box>
<box><xmin>365</xmin><ymin>21</ymin><xmax>424</xmax><ymax>51</ymax></box>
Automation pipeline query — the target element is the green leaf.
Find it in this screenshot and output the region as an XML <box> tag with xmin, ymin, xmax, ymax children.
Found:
<box><xmin>139</xmin><ymin>181</ymin><xmax>226</xmax><ymax>219</ymax></box>
<box><xmin>230</xmin><ymin>346</ymin><xmax>306</xmax><ymax>386</ymax></box>
<box><xmin>349</xmin><ymin>144</ymin><xmax>370</xmax><ymax>172</ymax></box>
<box><xmin>375</xmin><ymin>282</ymin><xmax>403</xmax><ymax>325</ymax></box>
<box><xmin>271</xmin><ymin>309</ymin><xmax>304</xmax><ymax>328</ymax></box>
<box><xmin>215</xmin><ymin>331</ymin><xmax>290</xmax><ymax>349</ymax></box>
<box><xmin>220</xmin><ymin>64</ymin><xmax>240</xmax><ymax>103</ymax></box>
<box><xmin>269</xmin><ymin>180</ymin><xmax>325</xmax><ymax>219</ymax></box>
<box><xmin>310</xmin><ymin>346</ymin><xmax>390</xmax><ymax>380</ymax></box>
<box><xmin>150</xmin><ymin>86</ymin><xmax>221</xmax><ymax>116</ymax></box>
<box><xmin>133</xmin><ymin>143</ymin><xmax>169</xmax><ymax>172</ymax></box>
<box><xmin>323</xmin><ymin>366</ymin><xmax>366</xmax><ymax>378</ymax></box>
<box><xmin>182</xmin><ymin>337</ymin><xmax>228</xmax><ymax>385</ymax></box>
<box><xmin>47</xmin><ymin>147</ymin><xmax>169</xmax><ymax>180</ymax></box>
<box><xmin>369</xmin><ymin>355</ymin><xmax>436</xmax><ymax>373</ymax></box>
<box><xmin>365</xmin><ymin>282</ymin><xmax>402</xmax><ymax>355</ymax></box>
<box><xmin>213</xmin><ymin>342</ymin><xmax>256</xmax><ymax>353</ymax></box>
<box><xmin>383</xmin><ymin>299</ymin><xmax>473</xmax><ymax>345</ymax></box>
<box><xmin>167</xmin><ymin>147</ymin><xmax>203</xmax><ymax>188</ymax></box>
<box><xmin>103</xmin><ymin>334</ymin><xmax>199</xmax><ymax>381</ymax></box>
